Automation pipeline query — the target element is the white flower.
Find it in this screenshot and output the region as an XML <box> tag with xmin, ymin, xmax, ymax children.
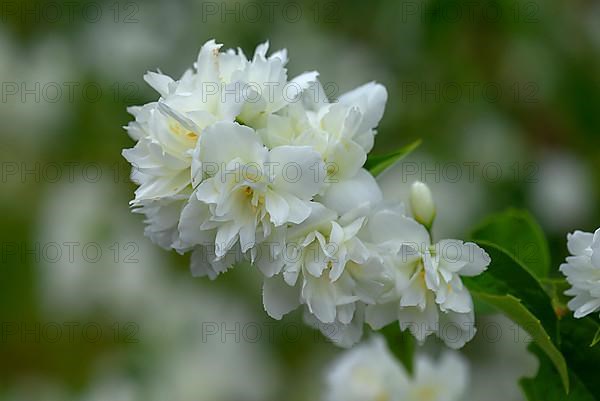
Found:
<box><xmin>560</xmin><ymin>229</ymin><xmax>600</xmax><ymax>318</ymax></box>
<box><xmin>132</xmin><ymin>194</ymin><xmax>190</xmax><ymax>250</ymax></box>
<box><xmin>325</xmin><ymin>336</ymin><xmax>408</xmax><ymax>401</ymax></box>
<box><xmin>124</xmin><ymin>39</ymin><xmax>318</xmax><ymax>251</ymax></box>
<box><xmin>123</xmin><ymin>103</ymin><xmax>197</xmax><ymax>203</ymax></box>
<box><xmin>364</xmin><ymin>207</ymin><xmax>490</xmax><ymax>348</ymax></box>
<box><xmin>407</xmin><ymin>352</ymin><xmax>469</xmax><ymax>401</ymax></box>
<box><xmin>317</xmin><ymin>168</ymin><xmax>384</xmax><ymax>215</ymax></box>
<box><xmin>325</xmin><ymin>336</ymin><xmax>469</xmax><ymax>401</ymax></box>
<box><xmin>188</xmin><ymin>121</ymin><xmax>326</xmax><ymax>258</ymax></box>
<box><xmin>230</xmin><ymin>42</ymin><xmax>319</xmax><ymax>127</ymax></box>
<box><xmin>261</xmin><ymin>204</ymin><xmax>384</xmax><ymax>323</ymax></box>
<box><xmin>260</xmin><ymin>170</ymin><xmax>387</xmax><ymax>344</ymax></box>
<box><xmin>259</xmin><ymin>81</ymin><xmax>388</xmax><ymax>181</ymax></box>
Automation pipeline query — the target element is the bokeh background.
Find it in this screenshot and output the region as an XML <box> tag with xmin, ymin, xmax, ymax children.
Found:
<box><xmin>1</xmin><ymin>0</ymin><xmax>599</xmax><ymax>399</ymax></box>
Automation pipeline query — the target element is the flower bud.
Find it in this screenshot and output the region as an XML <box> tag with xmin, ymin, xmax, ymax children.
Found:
<box><xmin>409</xmin><ymin>181</ymin><xmax>436</xmax><ymax>229</ymax></box>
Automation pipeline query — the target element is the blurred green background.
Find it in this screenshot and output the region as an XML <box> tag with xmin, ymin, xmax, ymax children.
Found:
<box><xmin>1</xmin><ymin>0</ymin><xmax>599</xmax><ymax>399</ymax></box>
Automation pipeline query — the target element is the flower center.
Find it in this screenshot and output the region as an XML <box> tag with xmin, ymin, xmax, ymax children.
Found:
<box><xmin>169</xmin><ymin>120</ymin><xmax>198</xmax><ymax>143</ymax></box>
<box><xmin>414</xmin><ymin>386</ymin><xmax>437</xmax><ymax>401</ymax></box>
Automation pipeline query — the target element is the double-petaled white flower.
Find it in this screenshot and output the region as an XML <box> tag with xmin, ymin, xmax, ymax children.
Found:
<box><xmin>124</xmin><ymin>40</ymin><xmax>318</xmax><ymax>250</ymax></box>
<box><xmin>259</xmin><ymin>80</ymin><xmax>387</xmax><ymax>181</ymax></box>
<box><xmin>325</xmin><ymin>336</ymin><xmax>469</xmax><ymax>401</ymax></box>
<box><xmin>185</xmin><ymin>121</ymin><xmax>325</xmax><ymax>258</ymax></box>
<box><xmin>261</xmin><ymin>174</ymin><xmax>388</xmax><ymax>347</ymax></box>
<box><xmin>560</xmin><ymin>229</ymin><xmax>600</xmax><ymax>318</ymax></box>
<box><xmin>364</xmin><ymin>206</ymin><xmax>490</xmax><ymax>348</ymax></box>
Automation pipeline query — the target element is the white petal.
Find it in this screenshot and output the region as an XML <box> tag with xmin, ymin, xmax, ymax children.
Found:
<box><xmin>144</xmin><ymin>71</ymin><xmax>174</xmax><ymax>98</ymax></box>
<box><xmin>437</xmin><ymin>310</ymin><xmax>476</xmax><ymax>349</ymax></box>
<box><xmin>337</xmin><ymin>303</ymin><xmax>356</xmax><ymax>325</ymax></box>
<box><xmin>400</xmin><ymin>273</ymin><xmax>428</xmax><ymax>309</ymax></box>
<box><xmin>280</xmin><ymin>194</ymin><xmax>312</xmax><ymax>225</ymax></box>
<box><xmin>288</xmin><ymin>71</ymin><xmax>320</xmax><ymax>102</ymax></box>
<box><xmin>319</xmin><ymin>169</ymin><xmax>382</xmax><ymax>215</ymax></box>
<box><xmin>268</xmin><ymin>145</ymin><xmax>325</xmax><ymax>198</ymax></box>
<box><xmin>439</xmin><ymin>278</ymin><xmax>473</xmax><ymax>314</ymax></box>
<box><xmin>573</xmin><ymin>298</ymin><xmax>600</xmax><ymax>318</ymax></box>
<box><xmin>338</xmin><ymin>82</ymin><xmax>388</xmax><ymax>136</ymax></box>
<box><xmin>365</xmin><ymin>302</ymin><xmax>399</xmax><ymax>330</ymax></box>
<box><xmin>326</xmin><ymin>138</ymin><xmax>367</xmax><ymax>180</ymax></box>
<box><xmin>214</xmin><ymin>222</ymin><xmax>240</xmax><ymax>257</ymax></box>
<box><xmin>459</xmin><ymin>242</ymin><xmax>491</xmax><ymax>276</ymax></box>
<box><xmin>369</xmin><ymin>210</ymin><xmax>430</xmax><ymax>248</ymax></box>
<box><xmin>264</xmin><ymin>189</ymin><xmax>290</xmax><ymax>226</ymax></box>
<box><xmin>189</xmin><ymin>246</ymin><xmax>232</xmax><ymax>280</ymax></box>
<box><xmin>567</xmin><ymin>230</ymin><xmax>594</xmax><ymax>256</ymax></box>
<box><xmin>195</xmin><ymin>39</ymin><xmax>221</xmax><ymax>82</ymax></box>
<box><xmin>262</xmin><ymin>275</ymin><xmax>300</xmax><ymax>320</ymax></box>
<box><xmin>178</xmin><ymin>195</ymin><xmax>213</xmax><ymax>246</ymax></box>
<box><xmin>303</xmin><ymin>274</ymin><xmax>337</xmax><ymax>323</ymax></box>
<box><xmin>199</xmin><ymin>121</ymin><xmax>266</xmax><ymax>168</ymax></box>
<box><xmin>398</xmin><ymin>298</ymin><xmax>439</xmax><ymax>343</ymax></box>
<box><xmin>286</xmin><ymin>202</ymin><xmax>337</xmax><ymax>240</ymax></box>
<box><xmin>305</xmin><ymin>305</ymin><xmax>365</xmax><ymax>348</ymax></box>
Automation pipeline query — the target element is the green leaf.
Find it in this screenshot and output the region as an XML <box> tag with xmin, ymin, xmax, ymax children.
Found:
<box><xmin>559</xmin><ymin>317</ymin><xmax>600</xmax><ymax>398</ymax></box>
<box><xmin>471</xmin><ymin>209</ymin><xmax>550</xmax><ymax>280</ymax></box>
<box><xmin>521</xmin><ymin>345</ymin><xmax>595</xmax><ymax>401</ymax></box>
<box><xmin>465</xmin><ymin>242</ymin><xmax>557</xmax><ymax>338</ymax></box>
<box><xmin>470</xmin><ymin>291</ymin><xmax>569</xmax><ymax>394</ymax></box>
<box><xmin>464</xmin><ymin>242</ymin><xmax>569</xmax><ymax>392</ymax></box>
<box><xmin>365</xmin><ymin>139</ymin><xmax>421</xmax><ymax>176</ymax></box>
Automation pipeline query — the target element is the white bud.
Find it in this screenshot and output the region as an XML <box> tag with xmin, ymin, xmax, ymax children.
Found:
<box><xmin>409</xmin><ymin>181</ymin><xmax>436</xmax><ymax>229</ymax></box>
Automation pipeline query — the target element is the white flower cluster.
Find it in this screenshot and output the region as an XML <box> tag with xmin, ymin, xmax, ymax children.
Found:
<box><xmin>325</xmin><ymin>336</ymin><xmax>469</xmax><ymax>401</ymax></box>
<box><xmin>124</xmin><ymin>40</ymin><xmax>491</xmax><ymax>348</ymax></box>
<box><xmin>560</xmin><ymin>229</ymin><xmax>600</xmax><ymax>319</ymax></box>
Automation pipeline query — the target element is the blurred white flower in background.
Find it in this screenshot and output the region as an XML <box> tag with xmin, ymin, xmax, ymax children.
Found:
<box><xmin>528</xmin><ymin>151</ymin><xmax>595</xmax><ymax>233</ymax></box>
<box><xmin>0</xmin><ymin>30</ymin><xmax>76</xmax><ymax>149</ymax></box>
<box><xmin>407</xmin><ymin>352</ymin><xmax>469</xmax><ymax>401</ymax></box>
<box><xmin>463</xmin><ymin>314</ymin><xmax>538</xmax><ymax>401</ymax></box>
<box><xmin>33</xmin><ymin>174</ymin><xmax>281</xmax><ymax>401</ymax></box>
<box><xmin>325</xmin><ymin>336</ymin><xmax>408</xmax><ymax>401</ymax></box>
<box><xmin>325</xmin><ymin>336</ymin><xmax>468</xmax><ymax>401</ymax></box>
<box><xmin>560</xmin><ymin>229</ymin><xmax>600</xmax><ymax>319</ymax></box>
<box><xmin>35</xmin><ymin>175</ymin><xmax>167</xmax><ymax>319</ymax></box>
